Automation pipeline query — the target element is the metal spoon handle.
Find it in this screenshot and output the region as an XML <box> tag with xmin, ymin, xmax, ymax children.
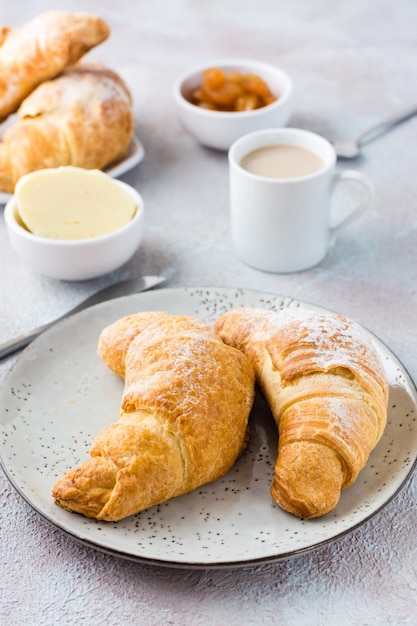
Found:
<box><xmin>0</xmin><ymin>325</ymin><xmax>52</xmax><ymax>359</ymax></box>
<box><xmin>0</xmin><ymin>275</ymin><xmax>166</xmax><ymax>360</ymax></box>
<box><xmin>357</xmin><ymin>104</ymin><xmax>417</xmax><ymax>147</ymax></box>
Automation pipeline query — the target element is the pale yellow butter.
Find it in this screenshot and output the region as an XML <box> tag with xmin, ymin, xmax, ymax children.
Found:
<box><xmin>15</xmin><ymin>166</ymin><xmax>137</xmax><ymax>240</ymax></box>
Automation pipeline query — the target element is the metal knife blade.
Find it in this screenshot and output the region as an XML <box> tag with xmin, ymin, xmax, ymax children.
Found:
<box><xmin>0</xmin><ymin>275</ymin><xmax>167</xmax><ymax>360</ymax></box>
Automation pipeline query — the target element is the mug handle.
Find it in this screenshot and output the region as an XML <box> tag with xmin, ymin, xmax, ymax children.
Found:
<box><xmin>330</xmin><ymin>170</ymin><xmax>374</xmax><ymax>239</ymax></box>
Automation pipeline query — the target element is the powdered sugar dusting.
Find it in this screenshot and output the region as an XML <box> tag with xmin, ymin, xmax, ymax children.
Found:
<box><xmin>233</xmin><ymin>306</ymin><xmax>387</xmax><ymax>382</ymax></box>
<box><xmin>122</xmin><ymin>315</ymin><xmax>253</xmax><ymax>423</ymax></box>
<box><xmin>20</xmin><ymin>67</ymin><xmax>131</xmax><ymax>119</ymax></box>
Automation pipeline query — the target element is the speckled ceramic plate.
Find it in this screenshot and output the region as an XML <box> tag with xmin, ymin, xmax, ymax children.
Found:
<box><xmin>1</xmin><ymin>287</ymin><xmax>416</xmax><ymax>568</ymax></box>
<box><xmin>0</xmin><ymin>132</ymin><xmax>145</xmax><ymax>205</ymax></box>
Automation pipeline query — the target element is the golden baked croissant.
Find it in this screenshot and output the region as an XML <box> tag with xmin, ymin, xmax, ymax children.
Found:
<box><xmin>215</xmin><ymin>307</ymin><xmax>389</xmax><ymax>519</ymax></box>
<box><xmin>52</xmin><ymin>312</ymin><xmax>255</xmax><ymax>521</ymax></box>
<box><xmin>0</xmin><ymin>62</ymin><xmax>133</xmax><ymax>192</ymax></box>
<box><xmin>0</xmin><ymin>11</ymin><xmax>109</xmax><ymax>122</ymax></box>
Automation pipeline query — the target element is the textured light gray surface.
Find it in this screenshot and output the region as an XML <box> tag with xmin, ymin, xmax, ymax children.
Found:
<box><xmin>1</xmin><ymin>1</ymin><xmax>417</xmax><ymax>624</ymax></box>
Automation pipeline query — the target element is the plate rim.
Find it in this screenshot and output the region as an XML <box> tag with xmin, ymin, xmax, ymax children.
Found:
<box><xmin>1</xmin><ymin>286</ymin><xmax>417</xmax><ymax>569</ymax></box>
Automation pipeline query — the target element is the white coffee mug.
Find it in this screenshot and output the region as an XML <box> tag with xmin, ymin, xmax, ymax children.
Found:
<box><xmin>228</xmin><ymin>127</ymin><xmax>374</xmax><ymax>273</ymax></box>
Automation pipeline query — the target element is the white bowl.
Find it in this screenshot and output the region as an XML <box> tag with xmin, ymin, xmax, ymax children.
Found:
<box><xmin>4</xmin><ymin>180</ymin><xmax>145</xmax><ymax>281</ymax></box>
<box><xmin>173</xmin><ymin>58</ymin><xmax>293</xmax><ymax>150</ymax></box>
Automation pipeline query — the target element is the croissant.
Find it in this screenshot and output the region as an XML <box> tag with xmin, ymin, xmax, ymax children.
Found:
<box><xmin>0</xmin><ymin>62</ymin><xmax>133</xmax><ymax>192</ymax></box>
<box><xmin>0</xmin><ymin>11</ymin><xmax>109</xmax><ymax>122</ymax></box>
<box><xmin>52</xmin><ymin>312</ymin><xmax>255</xmax><ymax>521</ymax></box>
<box><xmin>215</xmin><ymin>307</ymin><xmax>389</xmax><ymax>519</ymax></box>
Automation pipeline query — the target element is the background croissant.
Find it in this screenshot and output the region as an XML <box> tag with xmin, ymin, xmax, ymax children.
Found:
<box><xmin>215</xmin><ymin>307</ymin><xmax>389</xmax><ymax>519</ymax></box>
<box><xmin>0</xmin><ymin>11</ymin><xmax>109</xmax><ymax>121</ymax></box>
<box><xmin>0</xmin><ymin>62</ymin><xmax>133</xmax><ymax>192</ymax></box>
<box><xmin>52</xmin><ymin>312</ymin><xmax>255</xmax><ymax>521</ymax></box>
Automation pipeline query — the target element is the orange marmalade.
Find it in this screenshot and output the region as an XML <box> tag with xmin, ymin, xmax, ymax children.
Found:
<box><xmin>189</xmin><ymin>67</ymin><xmax>277</xmax><ymax>112</ymax></box>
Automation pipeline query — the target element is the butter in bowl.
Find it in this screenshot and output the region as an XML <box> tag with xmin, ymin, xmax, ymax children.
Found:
<box><xmin>4</xmin><ymin>166</ymin><xmax>145</xmax><ymax>281</ymax></box>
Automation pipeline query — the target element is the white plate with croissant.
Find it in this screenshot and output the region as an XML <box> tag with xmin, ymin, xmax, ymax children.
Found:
<box><xmin>1</xmin><ymin>287</ymin><xmax>416</xmax><ymax>568</ymax></box>
<box><xmin>0</xmin><ymin>12</ymin><xmax>145</xmax><ymax>204</ymax></box>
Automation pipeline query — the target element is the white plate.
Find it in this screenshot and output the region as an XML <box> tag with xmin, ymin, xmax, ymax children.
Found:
<box><xmin>104</xmin><ymin>135</ymin><xmax>145</xmax><ymax>178</ymax></box>
<box><xmin>1</xmin><ymin>287</ymin><xmax>416</xmax><ymax>569</ymax></box>
<box><xmin>0</xmin><ymin>134</ymin><xmax>145</xmax><ymax>205</ymax></box>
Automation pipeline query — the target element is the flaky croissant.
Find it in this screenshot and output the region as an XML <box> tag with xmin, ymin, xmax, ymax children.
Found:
<box><xmin>215</xmin><ymin>307</ymin><xmax>389</xmax><ymax>519</ymax></box>
<box><xmin>52</xmin><ymin>312</ymin><xmax>255</xmax><ymax>521</ymax></box>
<box><xmin>0</xmin><ymin>11</ymin><xmax>110</xmax><ymax>122</ymax></box>
<box><xmin>0</xmin><ymin>62</ymin><xmax>133</xmax><ymax>192</ymax></box>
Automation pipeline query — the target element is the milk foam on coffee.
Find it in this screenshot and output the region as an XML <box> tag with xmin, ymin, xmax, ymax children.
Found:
<box><xmin>240</xmin><ymin>144</ymin><xmax>325</xmax><ymax>179</ymax></box>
